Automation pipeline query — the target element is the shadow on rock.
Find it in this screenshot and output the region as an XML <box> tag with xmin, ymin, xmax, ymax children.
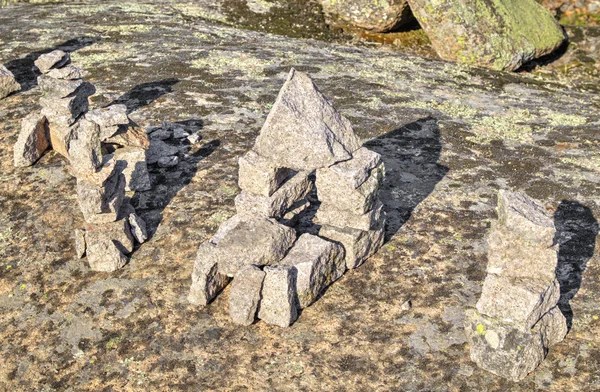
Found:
<box><xmin>3</xmin><ymin>36</ymin><xmax>100</xmax><ymax>93</ymax></box>
<box><xmin>131</xmin><ymin>119</ymin><xmax>219</xmax><ymax>239</ymax></box>
<box><xmin>110</xmin><ymin>79</ymin><xmax>179</xmax><ymax>114</ymax></box>
<box><xmin>554</xmin><ymin>200</ymin><xmax>599</xmax><ymax>331</ymax></box>
<box><xmin>364</xmin><ymin>117</ymin><xmax>448</xmax><ymax>241</ymax></box>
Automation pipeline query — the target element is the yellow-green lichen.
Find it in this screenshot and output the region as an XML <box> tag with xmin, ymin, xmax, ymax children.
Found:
<box><xmin>476</xmin><ymin>323</ymin><xmax>486</xmax><ymax>336</ymax></box>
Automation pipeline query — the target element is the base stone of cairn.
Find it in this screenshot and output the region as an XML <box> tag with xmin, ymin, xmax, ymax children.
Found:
<box><xmin>466</xmin><ymin>190</ymin><xmax>567</xmax><ymax>382</ymax></box>
<box><xmin>13</xmin><ymin>50</ymin><xmax>153</xmax><ymax>272</ymax></box>
<box><xmin>189</xmin><ymin>68</ymin><xmax>386</xmax><ymax>327</ymax></box>
<box><xmin>0</xmin><ymin>64</ymin><xmax>21</xmax><ymax>99</ymax></box>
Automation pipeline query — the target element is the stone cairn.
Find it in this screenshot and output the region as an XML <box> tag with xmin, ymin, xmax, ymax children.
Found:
<box><xmin>465</xmin><ymin>190</ymin><xmax>567</xmax><ymax>382</ymax></box>
<box><xmin>189</xmin><ymin>68</ymin><xmax>386</xmax><ymax>327</ymax></box>
<box><xmin>13</xmin><ymin>50</ymin><xmax>152</xmax><ymax>272</ymax></box>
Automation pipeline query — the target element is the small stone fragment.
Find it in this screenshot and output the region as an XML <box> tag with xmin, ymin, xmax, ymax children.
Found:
<box><xmin>113</xmin><ymin>147</ymin><xmax>152</xmax><ymax>191</ymax></box>
<box><xmin>316</xmin><ymin>162</ymin><xmax>383</xmax><ymax>214</ymax></box>
<box><xmin>13</xmin><ymin>113</ymin><xmax>50</xmax><ymax>167</ymax></box>
<box><xmin>86</xmin><ymin>104</ymin><xmax>129</xmax><ymax>128</ymax></box>
<box><xmin>319</xmin><ymin>221</ymin><xmax>385</xmax><ymax>269</ymax></box>
<box><xmin>258</xmin><ymin>266</ymin><xmax>298</xmax><ymax>328</ymax></box>
<box><xmin>212</xmin><ymin>216</ymin><xmax>297</xmax><ymax>276</ymax></box>
<box><xmin>229</xmin><ymin>265</ymin><xmax>265</xmax><ymax>326</ymax></box>
<box><xmin>85</xmin><ymin>237</ymin><xmax>127</xmax><ymax>272</ymax></box>
<box><xmin>46</xmin><ymin>64</ymin><xmax>85</xmax><ymax>80</ymax></box>
<box><xmin>187</xmin><ymin>133</ymin><xmax>201</xmax><ymax>144</ymax></box>
<box><xmin>188</xmin><ymin>242</ymin><xmax>231</xmax><ymax>306</ymax></box>
<box><xmin>234</xmin><ymin>171</ymin><xmax>312</xmax><ymax>218</ymax></box>
<box><xmin>315</xmin><ymin>200</ymin><xmax>384</xmax><ymax>231</ymax></box>
<box><xmin>158</xmin><ymin>155</ymin><xmax>179</xmax><ymax>168</ymax></box>
<box><xmin>253</xmin><ymin>69</ymin><xmax>362</xmax><ymax>171</ymax></box>
<box><xmin>279</xmin><ymin>233</ymin><xmax>345</xmax><ymax>308</ymax></box>
<box><xmin>128</xmin><ymin>212</ymin><xmax>148</xmax><ymax>244</ymax></box>
<box><xmin>0</xmin><ymin>64</ymin><xmax>20</xmax><ymax>99</ymax></box>
<box><xmin>34</xmin><ymin>50</ymin><xmax>70</xmax><ymax>73</ymax></box>
<box><xmin>173</xmin><ymin>128</ymin><xmax>190</xmax><ymax>139</ymax></box>
<box><xmin>238</xmin><ymin>150</ymin><xmax>292</xmax><ymax>197</ymax></box>
<box><xmin>74</xmin><ymin>228</ymin><xmax>86</xmax><ymax>258</ymax></box>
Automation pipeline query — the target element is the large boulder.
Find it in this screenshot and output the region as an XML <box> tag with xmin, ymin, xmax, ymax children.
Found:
<box><xmin>407</xmin><ymin>0</ymin><xmax>567</xmax><ymax>71</ymax></box>
<box><xmin>318</xmin><ymin>0</ymin><xmax>414</xmax><ymax>32</ymax></box>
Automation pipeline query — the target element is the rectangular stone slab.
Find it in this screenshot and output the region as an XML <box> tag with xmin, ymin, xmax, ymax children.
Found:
<box><xmin>315</xmin><ymin>200</ymin><xmax>384</xmax><ymax>231</ymax></box>
<box><xmin>327</xmin><ymin>147</ymin><xmax>383</xmax><ymax>189</ymax></box>
<box><xmin>319</xmin><ymin>221</ymin><xmax>385</xmax><ymax>269</ymax></box>
<box><xmin>188</xmin><ymin>242</ymin><xmax>231</xmax><ymax>306</ymax></box>
<box><xmin>258</xmin><ymin>266</ymin><xmax>298</xmax><ymax>328</ymax></box>
<box><xmin>13</xmin><ymin>112</ymin><xmax>49</xmax><ymax>167</ymax></box>
<box><xmin>229</xmin><ymin>265</ymin><xmax>265</xmax><ymax>326</ymax></box>
<box><xmin>279</xmin><ymin>233</ymin><xmax>345</xmax><ymax>308</ymax></box>
<box><xmin>238</xmin><ymin>150</ymin><xmax>292</xmax><ymax>197</ymax></box>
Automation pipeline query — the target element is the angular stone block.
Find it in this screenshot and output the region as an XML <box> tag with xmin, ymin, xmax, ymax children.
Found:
<box><xmin>229</xmin><ymin>265</ymin><xmax>265</xmax><ymax>326</ymax></box>
<box><xmin>84</xmin><ymin>219</ymin><xmax>133</xmax><ymax>272</ymax></box>
<box><xmin>13</xmin><ymin>113</ymin><xmax>49</xmax><ymax>167</ymax></box>
<box><xmin>258</xmin><ymin>266</ymin><xmax>298</xmax><ymax>328</ymax></box>
<box><xmin>465</xmin><ymin>307</ymin><xmax>566</xmax><ymax>382</ymax></box>
<box><xmin>327</xmin><ymin>147</ymin><xmax>383</xmax><ymax>189</ymax></box>
<box><xmin>68</xmin><ymin>118</ymin><xmax>102</xmax><ymax>176</ymax></box>
<box><xmin>279</xmin><ymin>233</ymin><xmax>345</xmax><ymax>308</ymax></box>
<box><xmin>212</xmin><ymin>216</ymin><xmax>297</xmax><ymax>276</ymax></box>
<box><xmin>113</xmin><ymin>147</ymin><xmax>151</xmax><ymax>191</ymax></box>
<box><xmin>319</xmin><ymin>220</ymin><xmax>385</xmax><ymax>269</ymax></box>
<box><xmin>188</xmin><ymin>242</ymin><xmax>231</xmax><ymax>306</ymax></box>
<box><xmin>46</xmin><ymin>64</ymin><xmax>85</xmax><ymax>80</ymax></box>
<box><xmin>253</xmin><ymin>68</ymin><xmax>362</xmax><ymax>171</ymax></box>
<box><xmin>234</xmin><ymin>171</ymin><xmax>312</xmax><ymax>218</ymax></box>
<box><xmin>48</xmin><ymin>120</ymin><xmax>78</xmax><ymax>158</ymax></box>
<box><xmin>0</xmin><ymin>64</ymin><xmax>20</xmax><ymax>99</ymax></box>
<box><xmin>316</xmin><ymin>162</ymin><xmax>383</xmax><ymax>214</ymax></box>
<box><xmin>41</xmin><ymin>90</ymin><xmax>90</xmax><ymax>126</ymax></box>
<box><xmin>34</xmin><ymin>50</ymin><xmax>70</xmax><ymax>73</ymax></box>
<box><xmin>37</xmin><ymin>75</ymin><xmax>92</xmax><ymax>98</ymax></box>
<box><xmin>86</xmin><ymin>104</ymin><xmax>129</xmax><ymax>129</ymax></box>
<box><xmin>315</xmin><ymin>200</ymin><xmax>384</xmax><ymax>231</ymax></box>
<box><xmin>76</xmin><ymin>159</ymin><xmax>126</xmax><ymax>224</ymax></box>
<box><xmin>319</xmin><ymin>0</ymin><xmax>413</xmax><ymax>33</ymax></box>
<box><xmin>128</xmin><ymin>212</ymin><xmax>148</xmax><ymax>244</ymax></box>
<box><xmin>105</xmin><ymin>123</ymin><xmax>150</xmax><ymax>149</ymax></box>
<box><xmin>238</xmin><ymin>150</ymin><xmax>291</xmax><ymax>197</ymax></box>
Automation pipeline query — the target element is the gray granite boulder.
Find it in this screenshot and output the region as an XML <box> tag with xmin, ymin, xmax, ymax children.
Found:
<box><xmin>319</xmin><ymin>220</ymin><xmax>385</xmax><ymax>269</ymax></box>
<box><xmin>0</xmin><ymin>64</ymin><xmax>20</xmax><ymax>99</ymax></box>
<box><xmin>229</xmin><ymin>265</ymin><xmax>265</xmax><ymax>326</ymax></box>
<box><xmin>279</xmin><ymin>233</ymin><xmax>345</xmax><ymax>308</ymax></box>
<box><xmin>258</xmin><ymin>266</ymin><xmax>298</xmax><ymax>328</ymax></box>
<box><xmin>13</xmin><ymin>113</ymin><xmax>49</xmax><ymax>167</ymax></box>
<box><xmin>315</xmin><ymin>200</ymin><xmax>384</xmax><ymax>231</ymax></box>
<box><xmin>33</xmin><ymin>50</ymin><xmax>70</xmax><ymax>73</ymax></box>
<box><xmin>252</xmin><ymin>69</ymin><xmax>362</xmax><ymax>171</ymax></box>
<box><xmin>84</xmin><ymin>219</ymin><xmax>134</xmax><ymax>272</ymax></box>
<box><xmin>188</xmin><ymin>242</ymin><xmax>231</xmax><ymax>306</ymax></box>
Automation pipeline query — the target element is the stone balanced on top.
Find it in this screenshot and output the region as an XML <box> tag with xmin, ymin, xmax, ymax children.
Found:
<box><xmin>13</xmin><ymin>50</ymin><xmax>152</xmax><ymax>272</ymax></box>
<box><xmin>189</xmin><ymin>68</ymin><xmax>386</xmax><ymax>327</ymax></box>
<box><xmin>465</xmin><ymin>190</ymin><xmax>567</xmax><ymax>382</ymax></box>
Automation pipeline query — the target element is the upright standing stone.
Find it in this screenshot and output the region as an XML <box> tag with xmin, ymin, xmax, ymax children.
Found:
<box><xmin>258</xmin><ymin>266</ymin><xmax>298</xmax><ymax>328</ymax></box>
<box><xmin>252</xmin><ymin>68</ymin><xmax>362</xmax><ymax>171</ymax></box>
<box><xmin>13</xmin><ymin>113</ymin><xmax>50</xmax><ymax>167</ymax></box>
<box><xmin>188</xmin><ymin>242</ymin><xmax>231</xmax><ymax>306</ymax></box>
<box><xmin>319</xmin><ymin>220</ymin><xmax>384</xmax><ymax>269</ymax></box>
<box><xmin>0</xmin><ymin>64</ymin><xmax>20</xmax><ymax>99</ymax></box>
<box><xmin>407</xmin><ymin>0</ymin><xmax>567</xmax><ymax>71</ymax></box>
<box><xmin>229</xmin><ymin>265</ymin><xmax>266</xmax><ymax>326</ymax></box>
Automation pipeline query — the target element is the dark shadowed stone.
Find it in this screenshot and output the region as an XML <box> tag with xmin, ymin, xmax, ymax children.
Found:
<box><xmin>113</xmin><ymin>147</ymin><xmax>151</xmax><ymax>191</ymax></box>
<box><xmin>252</xmin><ymin>68</ymin><xmax>362</xmax><ymax>171</ymax></box>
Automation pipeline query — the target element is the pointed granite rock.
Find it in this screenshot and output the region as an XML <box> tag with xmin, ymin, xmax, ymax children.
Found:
<box><xmin>34</xmin><ymin>50</ymin><xmax>70</xmax><ymax>74</ymax></box>
<box><xmin>13</xmin><ymin>113</ymin><xmax>49</xmax><ymax>167</ymax></box>
<box><xmin>252</xmin><ymin>68</ymin><xmax>362</xmax><ymax>171</ymax></box>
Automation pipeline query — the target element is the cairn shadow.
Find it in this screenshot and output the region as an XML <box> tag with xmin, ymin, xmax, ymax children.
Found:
<box><xmin>364</xmin><ymin>117</ymin><xmax>448</xmax><ymax>241</ymax></box>
<box><xmin>3</xmin><ymin>36</ymin><xmax>100</xmax><ymax>93</ymax></box>
<box><xmin>109</xmin><ymin>79</ymin><xmax>179</xmax><ymax>114</ymax></box>
<box><xmin>131</xmin><ymin>119</ymin><xmax>219</xmax><ymax>239</ymax></box>
<box><xmin>553</xmin><ymin>200</ymin><xmax>599</xmax><ymax>331</ymax></box>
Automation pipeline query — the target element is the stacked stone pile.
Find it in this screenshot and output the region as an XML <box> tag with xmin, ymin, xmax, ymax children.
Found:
<box><xmin>0</xmin><ymin>64</ymin><xmax>20</xmax><ymax>99</ymax></box>
<box><xmin>465</xmin><ymin>190</ymin><xmax>567</xmax><ymax>382</ymax></box>
<box><xmin>13</xmin><ymin>50</ymin><xmax>151</xmax><ymax>272</ymax></box>
<box><xmin>189</xmin><ymin>69</ymin><xmax>386</xmax><ymax>327</ymax></box>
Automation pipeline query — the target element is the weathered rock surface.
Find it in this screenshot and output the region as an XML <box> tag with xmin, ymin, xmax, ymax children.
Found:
<box><xmin>74</xmin><ymin>228</ymin><xmax>86</xmax><ymax>258</ymax></box>
<box><xmin>253</xmin><ymin>68</ymin><xmax>362</xmax><ymax>171</ymax></box>
<box><xmin>0</xmin><ymin>64</ymin><xmax>20</xmax><ymax>99</ymax></box>
<box><xmin>319</xmin><ymin>221</ymin><xmax>385</xmax><ymax>269</ymax></box>
<box><xmin>188</xmin><ymin>242</ymin><xmax>231</xmax><ymax>306</ymax></box>
<box><xmin>83</xmin><ymin>219</ymin><xmax>133</xmax><ymax>272</ymax></box>
<box><xmin>234</xmin><ymin>171</ymin><xmax>313</xmax><ymax>218</ymax></box>
<box><xmin>238</xmin><ymin>150</ymin><xmax>292</xmax><ymax>197</ymax></box>
<box><xmin>210</xmin><ymin>216</ymin><xmax>297</xmax><ymax>276</ymax></box>
<box><xmin>229</xmin><ymin>265</ymin><xmax>265</xmax><ymax>326</ymax></box>
<box><xmin>46</xmin><ymin>64</ymin><xmax>85</xmax><ymax>80</ymax></box>
<box><xmin>76</xmin><ymin>159</ymin><xmax>126</xmax><ymax>224</ymax></box>
<box><xmin>40</xmin><ymin>90</ymin><xmax>91</xmax><ymax>126</ymax></box>
<box><xmin>86</xmin><ymin>104</ymin><xmax>129</xmax><ymax>129</ymax></box>
<box><xmin>33</xmin><ymin>49</ymin><xmax>70</xmax><ymax>73</ymax></box>
<box><xmin>280</xmin><ymin>234</ymin><xmax>345</xmax><ymax>308</ymax></box>
<box><xmin>104</xmin><ymin>123</ymin><xmax>150</xmax><ymax>149</ymax></box>
<box><xmin>47</xmin><ymin>121</ymin><xmax>77</xmax><ymax>158</ymax></box>
<box><xmin>319</xmin><ymin>0</ymin><xmax>413</xmax><ymax>32</ymax></box>
<box><xmin>13</xmin><ymin>113</ymin><xmax>49</xmax><ymax>167</ymax></box>
<box><xmin>112</xmin><ymin>147</ymin><xmax>151</xmax><ymax>191</ymax></box>
<box><xmin>407</xmin><ymin>0</ymin><xmax>567</xmax><ymax>71</ymax></box>
<box><xmin>258</xmin><ymin>266</ymin><xmax>298</xmax><ymax>327</ymax></box>
<box><xmin>68</xmin><ymin>118</ymin><xmax>102</xmax><ymax>176</ymax></box>
<box><xmin>128</xmin><ymin>211</ymin><xmax>148</xmax><ymax>244</ymax></box>
<box><xmin>37</xmin><ymin>75</ymin><xmax>88</xmax><ymax>98</ymax></box>
<box><xmin>327</xmin><ymin>147</ymin><xmax>383</xmax><ymax>189</ymax></box>
<box><xmin>315</xmin><ymin>199</ymin><xmax>384</xmax><ymax>231</ymax></box>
